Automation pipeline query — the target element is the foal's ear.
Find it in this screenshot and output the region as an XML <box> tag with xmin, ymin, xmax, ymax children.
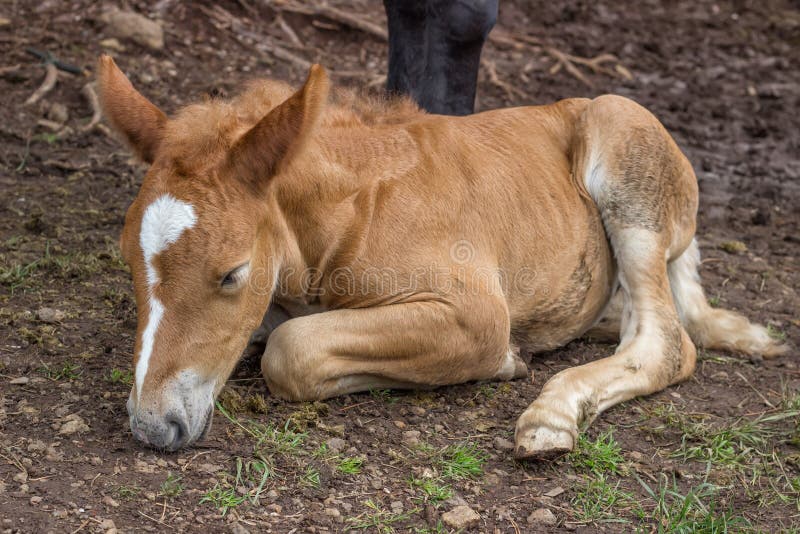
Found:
<box><xmin>225</xmin><ymin>64</ymin><xmax>330</xmax><ymax>188</ymax></box>
<box><xmin>96</xmin><ymin>55</ymin><xmax>167</xmax><ymax>164</ymax></box>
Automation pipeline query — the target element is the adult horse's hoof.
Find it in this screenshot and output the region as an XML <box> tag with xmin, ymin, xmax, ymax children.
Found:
<box><xmin>513</xmin><ymin>425</ymin><xmax>574</xmax><ymax>460</ymax></box>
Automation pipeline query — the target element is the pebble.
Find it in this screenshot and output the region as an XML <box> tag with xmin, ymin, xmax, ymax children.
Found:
<box><xmin>12</xmin><ymin>472</ymin><xmax>27</xmax><ymax>484</ymax></box>
<box><xmin>325</xmin><ymin>437</ymin><xmax>347</xmax><ymax>452</ymax></box>
<box><xmin>543</xmin><ymin>486</ymin><xmax>565</xmax><ymax>498</ymax></box>
<box><xmin>99</xmin><ymin>38</ymin><xmax>126</xmax><ymax>52</ymax></box>
<box><xmin>442</xmin><ymin>505</ymin><xmax>481</xmax><ymax>529</ymax></box>
<box><xmin>10</xmin><ymin>376</ymin><xmax>29</xmax><ymax>385</ymax></box>
<box><xmin>493</xmin><ymin>437</ymin><xmax>515</xmax><ymax>451</ymax></box>
<box><xmin>58</xmin><ymin>414</ymin><xmax>89</xmax><ymax>435</ymax></box>
<box><xmin>29</xmin><ymin>496</ymin><xmax>42</xmax><ymax>505</ymax></box>
<box><xmin>45</xmin><ymin>104</ymin><xmax>69</xmax><ymax>124</ymax></box>
<box><xmin>324</xmin><ymin>508</ymin><xmax>342</xmax><ymax>522</ymax></box>
<box><xmin>527</xmin><ymin>507</ymin><xmax>557</xmax><ymax>526</ymax></box>
<box><xmin>37</xmin><ymin>307</ymin><xmax>65</xmax><ymax>323</ymax></box>
<box><xmin>393</xmin><ymin>420</ymin><xmax>406</xmax><ymax>429</ymax></box>
<box><xmin>101</xmin><ymin>9</ymin><xmax>164</xmax><ymax>51</ymax></box>
<box><xmin>402</xmin><ymin>430</ymin><xmax>421</xmax><ymax>446</ymax></box>
<box><xmin>102</xmin><ymin>496</ymin><xmax>119</xmax><ymax>508</ymax></box>
<box><xmin>230</xmin><ymin>523</ymin><xmax>250</xmax><ymax>534</ymax></box>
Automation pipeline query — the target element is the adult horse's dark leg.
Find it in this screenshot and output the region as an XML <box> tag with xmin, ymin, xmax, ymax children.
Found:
<box><xmin>383</xmin><ymin>0</ymin><xmax>498</xmax><ymax>115</ymax></box>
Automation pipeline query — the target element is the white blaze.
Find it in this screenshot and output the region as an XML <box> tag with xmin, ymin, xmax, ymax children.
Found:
<box><xmin>135</xmin><ymin>194</ymin><xmax>197</xmax><ymax>400</ymax></box>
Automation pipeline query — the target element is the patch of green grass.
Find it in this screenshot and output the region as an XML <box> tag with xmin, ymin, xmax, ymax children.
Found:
<box><xmin>34</xmin><ymin>132</ymin><xmax>59</xmax><ymax>145</ymax></box>
<box><xmin>108</xmin><ymin>368</ymin><xmax>133</xmax><ymax>385</ymax></box>
<box><xmin>410</xmin><ymin>476</ymin><xmax>452</xmax><ymax>506</ymax></box>
<box><xmin>370</xmin><ymin>389</ymin><xmax>398</xmax><ymax>404</ymax></box>
<box><xmin>159</xmin><ymin>472</ymin><xmax>183</xmax><ymax>498</ymax></box>
<box><xmin>233</xmin><ymin>457</ymin><xmax>272</xmax><ymax>503</ymax></box>
<box><xmin>299</xmin><ymin>465</ymin><xmax>321</xmax><ymax>488</ymax></box>
<box><xmin>766</xmin><ymin>324</ymin><xmax>787</xmax><ymax>342</ymax></box>
<box><xmin>412</xmin><ymin>522</ymin><xmax>448</xmax><ymax>534</ymax></box>
<box><xmin>0</xmin><ymin>259</ymin><xmax>39</xmax><ymax>291</ymax></box>
<box><xmin>707</xmin><ymin>295</ymin><xmax>721</xmax><ymax>308</ymax></box>
<box><xmin>216</xmin><ymin>402</ymin><xmax>306</xmax><ymax>456</ymax></box>
<box><xmin>347</xmin><ymin>499</ymin><xmax>418</xmax><ymax>533</ymax></box>
<box><xmin>113</xmin><ymin>484</ymin><xmax>142</xmax><ymax>499</ymax></box>
<box><xmin>569</xmin><ymin>429</ymin><xmax>625</xmax><ymax>476</ymax></box>
<box><xmin>571</xmin><ymin>474</ymin><xmax>637</xmax><ymax>523</ymax></box>
<box><xmin>200</xmin><ymin>483</ymin><xmax>246</xmax><ymax>516</ymax></box>
<box><xmin>337</xmin><ymin>456</ymin><xmax>364</xmax><ymax>475</ymax></box>
<box><xmin>674</xmin><ymin>416</ymin><xmax>776</xmax><ymax>470</ymax></box>
<box><xmin>437</xmin><ymin>442</ymin><xmax>487</xmax><ymax>480</ymax></box>
<box><xmin>636</xmin><ymin>477</ymin><xmax>751</xmax><ymax>533</ymax></box>
<box><xmin>39</xmin><ymin>361</ymin><xmax>80</xmax><ymax>381</ymax></box>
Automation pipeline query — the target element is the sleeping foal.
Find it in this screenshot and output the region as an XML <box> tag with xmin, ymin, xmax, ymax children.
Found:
<box><xmin>97</xmin><ymin>56</ymin><xmax>786</xmax><ymax>457</ymax></box>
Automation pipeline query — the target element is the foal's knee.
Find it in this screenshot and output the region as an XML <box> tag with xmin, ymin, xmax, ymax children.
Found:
<box><xmin>261</xmin><ymin>319</ymin><xmax>318</xmax><ymax>401</ymax></box>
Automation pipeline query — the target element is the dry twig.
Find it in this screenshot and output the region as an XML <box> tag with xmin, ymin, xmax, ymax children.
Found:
<box><xmin>275</xmin><ymin>2</ymin><xmax>388</xmax><ymax>41</ymax></box>
<box><xmin>24</xmin><ymin>62</ymin><xmax>57</xmax><ymax>106</ymax></box>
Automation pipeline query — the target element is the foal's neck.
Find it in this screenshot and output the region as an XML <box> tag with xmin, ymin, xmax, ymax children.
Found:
<box><xmin>269</xmin><ymin>123</ymin><xmax>420</xmax><ymax>303</ymax></box>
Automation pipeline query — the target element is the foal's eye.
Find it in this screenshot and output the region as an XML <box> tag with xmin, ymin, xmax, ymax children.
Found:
<box><xmin>220</xmin><ymin>264</ymin><xmax>249</xmax><ymax>290</ymax></box>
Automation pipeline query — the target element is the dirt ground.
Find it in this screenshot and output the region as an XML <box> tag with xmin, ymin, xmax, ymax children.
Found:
<box><xmin>1</xmin><ymin>0</ymin><xmax>798</xmax><ymax>532</ymax></box>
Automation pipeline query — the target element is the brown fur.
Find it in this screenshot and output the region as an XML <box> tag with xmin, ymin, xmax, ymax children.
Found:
<box><xmin>97</xmin><ymin>55</ymin><xmax>787</xmax><ymax>455</ymax></box>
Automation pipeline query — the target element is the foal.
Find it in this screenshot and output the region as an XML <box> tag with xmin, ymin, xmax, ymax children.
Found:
<box><xmin>97</xmin><ymin>56</ymin><xmax>787</xmax><ymax>456</ymax></box>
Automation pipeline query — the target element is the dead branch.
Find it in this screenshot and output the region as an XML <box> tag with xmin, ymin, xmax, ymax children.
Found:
<box><xmin>481</xmin><ymin>58</ymin><xmax>526</xmax><ymax>100</ymax></box>
<box><xmin>276</xmin><ymin>15</ymin><xmax>303</xmax><ymax>48</ymax></box>
<box><xmin>80</xmin><ymin>82</ymin><xmax>103</xmax><ymax>133</ymax></box>
<box><xmin>274</xmin><ymin>2</ymin><xmax>388</xmax><ymax>41</ymax></box>
<box><xmin>24</xmin><ymin>62</ymin><xmax>57</xmax><ymax>106</ymax></box>
<box><xmin>0</xmin><ymin>63</ymin><xmax>22</xmax><ymax>76</ymax></box>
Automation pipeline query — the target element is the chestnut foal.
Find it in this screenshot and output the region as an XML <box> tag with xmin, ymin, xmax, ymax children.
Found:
<box><xmin>97</xmin><ymin>55</ymin><xmax>786</xmax><ymax>456</ymax></box>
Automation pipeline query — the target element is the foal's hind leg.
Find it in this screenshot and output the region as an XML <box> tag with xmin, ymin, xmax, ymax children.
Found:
<box><xmin>515</xmin><ymin>96</ymin><xmax>699</xmax><ymax>458</ymax></box>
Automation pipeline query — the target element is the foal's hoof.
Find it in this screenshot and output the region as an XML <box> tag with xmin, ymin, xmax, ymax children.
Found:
<box><xmin>514</xmin><ymin>425</ymin><xmax>574</xmax><ymax>460</ymax></box>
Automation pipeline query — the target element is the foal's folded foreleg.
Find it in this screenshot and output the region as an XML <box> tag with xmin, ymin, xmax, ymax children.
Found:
<box><xmin>260</xmin><ymin>296</ymin><xmax>527</xmax><ymax>401</ymax></box>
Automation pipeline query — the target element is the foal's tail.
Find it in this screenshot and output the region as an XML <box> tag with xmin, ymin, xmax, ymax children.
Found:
<box><xmin>668</xmin><ymin>239</ymin><xmax>788</xmax><ymax>357</ymax></box>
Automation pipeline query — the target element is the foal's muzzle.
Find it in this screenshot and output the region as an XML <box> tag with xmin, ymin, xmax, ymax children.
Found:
<box><xmin>127</xmin><ymin>371</ymin><xmax>215</xmax><ymax>452</ymax></box>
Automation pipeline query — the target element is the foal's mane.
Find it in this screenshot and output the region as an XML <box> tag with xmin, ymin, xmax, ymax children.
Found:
<box><xmin>160</xmin><ymin>79</ymin><xmax>423</xmax><ymax>171</ymax></box>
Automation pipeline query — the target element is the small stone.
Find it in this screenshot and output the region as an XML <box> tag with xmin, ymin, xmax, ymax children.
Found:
<box><xmin>410</xmin><ymin>406</ymin><xmax>426</xmax><ymax>416</ymax></box>
<box><xmin>402</xmin><ymin>430</ymin><xmax>421</xmax><ymax>447</ymax></box>
<box><xmin>393</xmin><ymin>420</ymin><xmax>406</xmax><ymax>429</ymax></box>
<box><xmin>101</xmin><ymin>9</ymin><xmax>164</xmax><ymax>51</ymax></box>
<box><xmin>12</xmin><ymin>472</ymin><xmax>27</xmax><ymax>483</ymax></box>
<box><xmin>37</xmin><ymin>307</ymin><xmax>65</xmax><ymax>323</ymax></box>
<box><xmin>99</xmin><ymin>38</ymin><xmax>126</xmax><ymax>52</ymax></box>
<box><xmin>59</xmin><ymin>414</ymin><xmax>89</xmax><ymax>435</ymax></box>
<box><xmin>323</xmin><ymin>508</ymin><xmax>342</xmax><ymax>522</ymax></box>
<box><xmin>390</xmin><ymin>501</ymin><xmax>404</xmax><ymax>513</ymax></box>
<box><xmin>99</xmin><ymin>519</ymin><xmax>116</xmax><ymax>530</ymax></box>
<box><xmin>325</xmin><ymin>437</ymin><xmax>347</xmax><ymax>452</ymax></box>
<box><xmin>493</xmin><ymin>437</ymin><xmax>515</xmax><ymax>451</ymax></box>
<box><xmin>265</xmin><ymin>503</ymin><xmax>282</xmax><ymax>514</ymax></box>
<box><xmin>230</xmin><ymin>523</ymin><xmax>250</xmax><ymax>534</ymax></box>
<box><xmin>30</xmin><ymin>496</ymin><xmax>43</xmax><ymax>505</ymax></box>
<box><xmin>46</xmin><ymin>103</ymin><xmax>69</xmax><ymax>124</ymax></box>
<box><xmin>102</xmin><ymin>496</ymin><xmax>119</xmax><ymax>508</ymax></box>
<box><xmin>543</xmin><ymin>486</ymin><xmax>565</xmax><ymax>498</ymax></box>
<box><xmin>10</xmin><ymin>377</ymin><xmax>29</xmax><ymax>385</ymax></box>
<box><xmin>198</xmin><ymin>463</ymin><xmax>223</xmax><ymax>474</ymax></box>
<box><xmin>442</xmin><ymin>505</ymin><xmax>480</xmax><ymax>530</ymax></box>
<box><xmin>628</xmin><ymin>451</ymin><xmax>645</xmax><ymax>462</ymax></box>
<box><xmin>527</xmin><ymin>507</ymin><xmax>556</xmax><ymax>526</ymax></box>
<box><xmin>719</xmin><ymin>240</ymin><xmax>747</xmax><ymax>254</ymax></box>
<box><xmin>710</xmin><ymin>371</ymin><xmax>729</xmax><ymax>381</ymax></box>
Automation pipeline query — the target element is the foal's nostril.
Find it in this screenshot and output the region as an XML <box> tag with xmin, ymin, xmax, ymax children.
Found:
<box><xmin>165</xmin><ymin>414</ymin><xmax>189</xmax><ymax>451</ymax></box>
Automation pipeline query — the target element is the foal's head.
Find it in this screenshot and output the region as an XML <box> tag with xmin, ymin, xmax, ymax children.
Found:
<box><xmin>98</xmin><ymin>56</ymin><xmax>329</xmax><ymax>450</ymax></box>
